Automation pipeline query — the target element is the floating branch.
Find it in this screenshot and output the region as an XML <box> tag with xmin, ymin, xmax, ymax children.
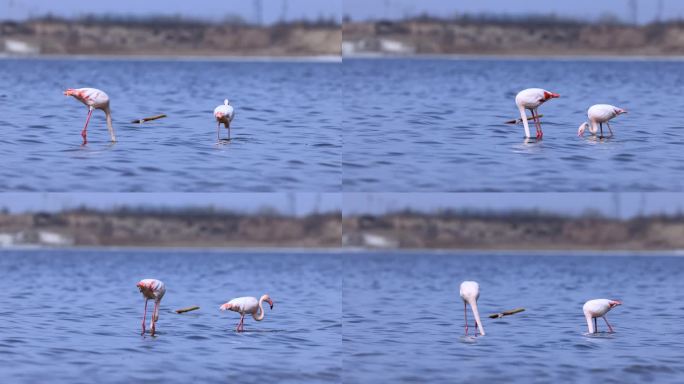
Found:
<box><xmin>505</xmin><ymin>115</ymin><xmax>543</xmax><ymax>124</ymax></box>
<box><xmin>489</xmin><ymin>308</ymin><xmax>525</xmax><ymax>318</ymax></box>
<box><xmin>131</xmin><ymin>114</ymin><xmax>167</xmax><ymax>124</ymax></box>
<box><xmin>175</xmin><ymin>306</ymin><xmax>200</xmax><ymax>314</ymax></box>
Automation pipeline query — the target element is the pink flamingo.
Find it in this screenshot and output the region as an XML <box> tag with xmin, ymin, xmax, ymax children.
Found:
<box><xmin>136</xmin><ymin>279</ymin><xmax>166</xmax><ymax>336</ymax></box>
<box><xmin>220</xmin><ymin>294</ymin><xmax>274</xmax><ymax>332</ymax></box>
<box><xmin>213</xmin><ymin>99</ymin><xmax>235</xmax><ymax>140</ymax></box>
<box><xmin>583</xmin><ymin>299</ymin><xmax>622</xmax><ymax>334</ymax></box>
<box><xmin>64</xmin><ymin>87</ymin><xmax>116</xmax><ymax>145</ymax></box>
<box><xmin>578</xmin><ymin>104</ymin><xmax>627</xmax><ymax>138</ymax></box>
<box><xmin>515</xmin><ymin>88</ymin><xmax>560</xmax><ymax>139</ymax></box>
<box><xmin>460</xmin><ymin>281</ymin><xmax>485</xmax><ymax>336</ymax></box>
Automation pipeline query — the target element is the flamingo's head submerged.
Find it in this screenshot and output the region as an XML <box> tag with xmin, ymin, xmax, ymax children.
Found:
<box><xmin>578</xmin><ymin>122</ymin><xmax>590</xmax><ymax>137</ymax></box>
<box><xmin>608</xmin><ymin>300</ymin><xmax>622</xmax><ymax>308</ymax></box>
<box><xmin>219</xmin><ymin>302</ymin><xmax>233</xmax><ymax>311</ymax></box>
<box><xmin>261</xmin><ymin>294</ymin><xmax>274</xmax><ymax>310</ymax></box>
<box><xmin>543</xmin><ymin>91</ymin><xmax>560</xmax><ymax>101</ymax></box>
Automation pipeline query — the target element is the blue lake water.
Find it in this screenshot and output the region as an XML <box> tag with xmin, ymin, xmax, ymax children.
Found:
<box><xmin>0</xmin><ymin>59</ymin><xmax>341</xmax><ymax>192</ymax></box>
<box><xmin>343</xmin><ymin>251</ymin><xmax>684</xmax><ymax>383</ymax></box>
<box><xmin>0</xmin><ymin>249</ymin><xmax>341</xmax><ymax>383</ymax></box>
<box><xmin>343</xmin><ymin>58</ymin><xmax>684</xmax><ymax>191</ymax></box>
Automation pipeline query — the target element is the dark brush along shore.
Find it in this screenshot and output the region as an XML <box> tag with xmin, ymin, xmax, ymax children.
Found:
<box><xmin>0</xmin><ymin>208</ymin><xmax>341</xmax><ymax>248</ymax></box>
<box><xmin>0</xmin><ymin>16</ymin><xmax>341</xmax><ymax>57</ymax></box>
<box><xmin>343</xmin><ymin>15</ymin><xmax>684</xmax><ymax>56</ymax></box>
<box><xmin>344</xmin><ymin>211</ymin><xmax>684</xmax><ymax>251</ymax></box>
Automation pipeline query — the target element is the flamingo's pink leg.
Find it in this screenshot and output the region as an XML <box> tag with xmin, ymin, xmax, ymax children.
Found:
<box><xmin>532</xmin><ymin>108</ymin><xmax>542</xmax><ymax>139</ymax></box>
<box><xmin>603</xmin><ymin>317</ymin><xmax>614</xmax><ymax>333</ymax></box>
<box><xmin>228</xmin><ymin>122</ymin><xmax>231</xmax><ymax>140</ymax></box>
<box><xmin>82</xmin><ymin>108</ymin><xmax>93</xmax><ymax>145</ymax></box>
<box><xmin>217</xmin><ymin>122</ymin><xmax>221</xmax><ymax>141</ymax></box>
<box><xmin>151</xmin><ymin>301</ymin><xmax>159</xmax><ymax>336</ymax></box>
<box><xmin>141</xmin><ymin>299</ymin><xmax>148</xmax><ymax>335</ymax></box>
<box><xmin>463</xmin><ymin>302</ymin><xmax>468</xmax><ymax>335</ymax></box>
<box><xmin>593</xmin><ymin>317</ymin><xmax>598</xmax><ymax>333</ymax></box>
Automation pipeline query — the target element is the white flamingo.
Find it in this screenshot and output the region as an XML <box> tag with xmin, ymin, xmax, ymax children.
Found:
<box><xmin>220</xmin><ymin>294</ymin><xmax>274</xmax><ymax>332</ymax></box>
<box><xmin>583</xmin><ymin>299</ymin><xmax>622</xmax><ymax>334</ymax></box>
<box><xmin>459</xmin><ymin>281</ymin><xmax>485</xmax><ymax>336</ymax></box>
<box><xmin>578</xmin><ymin>104</ymin><xmax>627</xmax><ymax>138</ymax></box>
<box><xmin>64</xmin><ymin>87</ymin><xmax>116</xmax><ymax>145</ymax></box>
<box><xmin>515</xmin><ymin>88</ymin><xmax>560</xmax><ymax>139</ymax></box>
<box><xmin>136</xmin><ymin>279</ymin><xmax>166</xmax><ymax>336</ymax></box>
<box><xmin>214</xmin><ymin>99</ymin><xmax>235</xmax><ymax>140</ymax></box>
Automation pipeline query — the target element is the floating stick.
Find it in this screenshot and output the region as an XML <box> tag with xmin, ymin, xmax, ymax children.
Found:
<box><xmin>488</xmin><ymin>308</ymin><xmax>525</xmax><ymax>319</ymax></box>
<box><xmin>175</xmin><ymin>306</ymin><xmax>200</xmax><ymax>314</ymax></box>
<box><xmin>131</xmin><ymin>114</ymin><xmax>167</xmax><ymax>124</ymax></box>
<box><xmin>505</xmin><ymin>115</ymin><xmax>544</xmax><ymax>124</ymax></box>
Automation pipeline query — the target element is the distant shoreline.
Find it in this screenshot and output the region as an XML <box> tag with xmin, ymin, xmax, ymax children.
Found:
<box><xmin>0</xmin><ymin>54</ymin><xmax>342</xmax><ymax>62</ymax></box>
<box><xmin>2</xmin><ymin>246</ymin><xmax>683</xmax><ymax>255</ymax></box>
<box><xmin>344</xmin><ymin>18</ymin><xmax>684</xmax><ymax>57</ymax></box>
<box><xmin>0</xmin><ymin>245</ymin><xmax>344</xmax><ymax>253</ymax></box>
<box><xmin>342</xmin><ymin>53</ymin><xmax>684</xmax><ymax>61</ymax></box>
<box><xmin>342</xmin><ymin>248</ymin><xmax>684</xmax><ymax>256</ymax></box>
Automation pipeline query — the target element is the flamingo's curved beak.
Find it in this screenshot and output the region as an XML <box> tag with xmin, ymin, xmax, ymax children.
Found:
<box><xmin>609</xmin><ymin>300</ymin><xmax>622</xmax><ymax>308</ymax></box>
<box><xmin>617</xmin><ymin>109</ymin><xmax>627</xmax><ymax>115</ymax></box>
<box><xmin>267</xmin><ymin>299</ymin><xmax>274</xmax><ymax>310</ymax></box>
<box><xmin>220</xmin><ymin>303</ymin><xmax>231</xmax><ymax>311</ymax></box>
<box><xmin>544</xmin><ymin>91</ymin><xmax>560</xmax><ymax>100</ymax></box>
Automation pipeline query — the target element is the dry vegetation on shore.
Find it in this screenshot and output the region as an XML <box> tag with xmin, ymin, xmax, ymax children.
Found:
<box><xmin>343</xmin><ymin>14</ymin><xmax>684</xmax><ymax>56</ymax></box>
<box><xmin>344</xmin><ymin>210</ymin><xmax>684</xmax><ymax>251</ymax></box>
<box><xmin>0</xmin><ymin>207</ymin><xmax>341</xmax><ymax>248</ymax></box>
<box><xmin>0</xmin><ymin>15</ymin><xmax>341</xmax><ymax>56</ymax></box>
<box><xmin>3</xmin><ymin>207</ymin><xmax>683</xmax><ymax>251</ymax></box>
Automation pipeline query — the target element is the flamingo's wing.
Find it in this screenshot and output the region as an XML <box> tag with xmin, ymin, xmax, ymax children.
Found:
<box><xmin>589</xmin><ymin>105</ymin><xmax>617</xmax><ymax>122</ymax></box>
<box><xmin>214</xmin><ymin>105</ymin><xmax>232</xmax><ymax>118</ymax></box>
<box><xmin>583</xmin><ymin>299</ymin><xmax>611</xmax><ymax>317</ymax></box>
<box><xmin>229</xmin><ymin>297</ymin><xmax>258</xmax><ymax>313</ymax></box>
<box><xmin>80</xmin><ymin>88</ymin><xmax>110</xmax><ymax>106</ymax></box>
<box><xmin>515</xmin><ymin>88</ymin><xmax>545</xmax><ymax>108</ymax></box>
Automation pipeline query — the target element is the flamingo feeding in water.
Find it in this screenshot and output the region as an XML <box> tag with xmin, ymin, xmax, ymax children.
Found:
<box><xmin>459</xmin><ymin>281</ymin><xmax>485</xmax><ymax>336</ymax></box>
<box><xmin>578</xmin><ymin>104</ymin><xmax>627</xmax><ymax>138</ymax></box>
<box><xmin>63</xmin><ymin>88</ymin><xmax>116</xmax><ymax>145</ymax></box>
<box><xmin>136</xmin><ymin>279</ymin><xmax>166</xmax><ymax>336</ymax></box>
<box><xmin>583</xmin><ymin>299</ymin><xmax>622</xmax><ymax>334</ymax></box>
<box><xmin>515</xmin><ymin>88</ymin><xmax>560</xmax><ymax>139</ymax></box>
<box><xmin>214</xmin><ymin>99</ymin><xmax>235</xmax><ymax>140</ymax></box>
<box><xmin>220</xmin><ymin>294</ymin><xmax>274</xmax><ymax>332</ymax></box>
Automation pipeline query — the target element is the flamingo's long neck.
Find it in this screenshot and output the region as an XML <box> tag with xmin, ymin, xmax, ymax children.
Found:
<box><xmin>585</xmin><ymin>314</ymin><xmax>595</xmax><ymax>334</ymax></box>
<box><xmin>104</xmin><ymin>106</ymin><xmax>116</xmax><ymax>142</ymax></box>
<box><xmin>589</xmin><ymin>120</ymin><xmax>599</xmax><ymax>135</ymax></box>
<box><xmin>519</xmin><ymin>106</ymin><xmax>531</xmax><ymax>138</ymax></box>
<box><xmin>470</xmin><ymin>300</ymin><xmax>485</xmax><ymax>336</ymax></box>
<box><xmin>253</xmin><ymin>297</ymin><xmax>266</xmax><ymax>321</ymax></box>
